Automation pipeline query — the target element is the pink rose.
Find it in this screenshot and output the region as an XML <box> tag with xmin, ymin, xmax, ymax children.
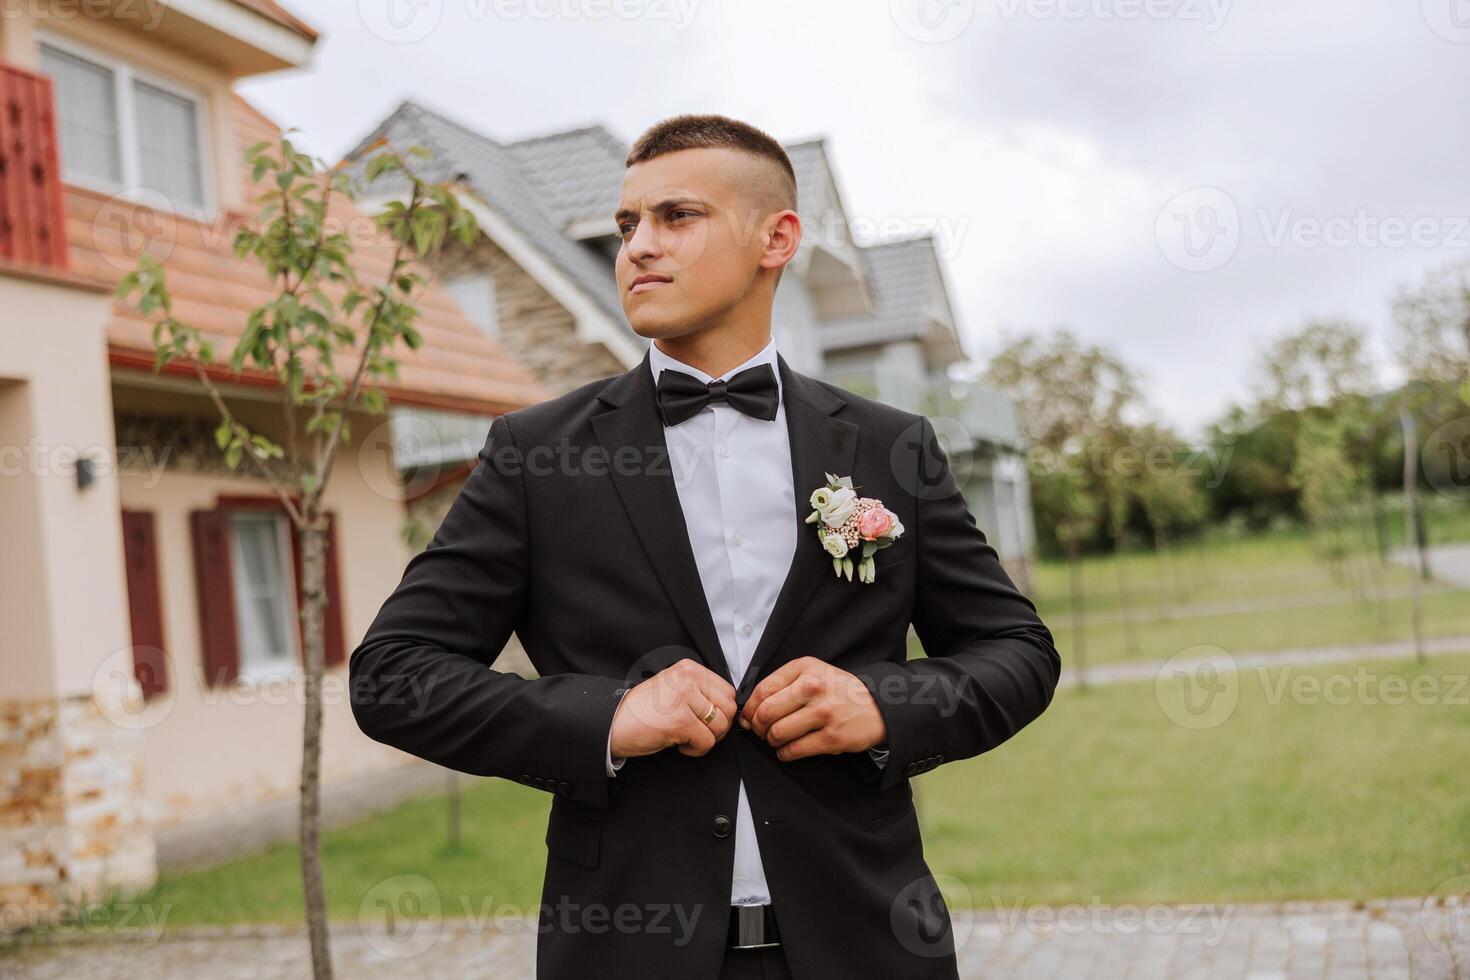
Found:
<box><xmin>856</xmin><ymin>507</ymin><xmax>894</xmax><ymax>541</ymax></box>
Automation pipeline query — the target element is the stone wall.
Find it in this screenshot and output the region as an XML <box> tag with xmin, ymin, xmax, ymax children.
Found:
<box><xmin>438</xmin><ymin>237</ymin><xmax>629</xmax><ymax>397</ymax></box>
<box><xmin>0</xmin><ymin>687</ymin><xmax>157</xmax><ymax>932</ymax></box>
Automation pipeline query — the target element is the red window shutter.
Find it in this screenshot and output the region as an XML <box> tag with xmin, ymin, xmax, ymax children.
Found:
<box><xmin>286</xmin><ymin>512</ymin><xmax>348</xmax><ymax>669</ymax></box>
<box><xmin>190</xmin><ymin>509</ymin><xmax>239</xmax><ymax>686</ymax></box>
<box><xmin>120</xmin><ymin>510</ymin><xmax>169</xmax><ymax>698</ymax></box>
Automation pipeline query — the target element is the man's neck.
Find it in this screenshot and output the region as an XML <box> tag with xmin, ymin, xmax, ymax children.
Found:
<box><xmin>652</xmin><ymin>326</ymin><xmax>773</xmax><ymax>380</ymax></box>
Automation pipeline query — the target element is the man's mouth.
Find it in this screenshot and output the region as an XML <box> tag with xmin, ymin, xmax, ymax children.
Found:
<box><xmin>629</xmin><ymin>274</ymin><xmax>673</xmax><ymax>294</ymax></box>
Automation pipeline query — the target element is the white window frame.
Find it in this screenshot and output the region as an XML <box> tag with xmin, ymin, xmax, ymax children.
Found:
<box><xmin>38</xmin><ymin>30</ymin><xmax>216</xmax><ymax>216</ymax></box>
<box><xmin>228</xmin><ymin>509</ymin><xmax>301</xmax><ymax>683</ymax></box>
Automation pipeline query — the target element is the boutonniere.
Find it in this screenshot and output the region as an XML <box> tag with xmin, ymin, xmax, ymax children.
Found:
<box><xmin>805</xmin><ymin>473</ymin><xmax>904</xmax><ymax>583</ymax></box>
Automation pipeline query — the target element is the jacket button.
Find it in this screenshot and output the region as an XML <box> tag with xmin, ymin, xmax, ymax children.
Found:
<box><xmin>712</xmin><ymin>814</ymin><xmax>732</xmax><ymax>838</ymax></box>
<box><xmin>557</xmin><ymin>781</ymin><xmax>572</xmax><ymax>795</ymax></box>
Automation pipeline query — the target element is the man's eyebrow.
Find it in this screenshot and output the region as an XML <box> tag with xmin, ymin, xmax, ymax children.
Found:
<box><xmin>614</xmin><ymin>198</ymin><xmax>704</xmax><ymax>223</ymax></box>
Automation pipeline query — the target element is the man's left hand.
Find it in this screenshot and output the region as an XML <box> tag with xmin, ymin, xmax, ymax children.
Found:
<box><xmin>739</xmin><ymin>657</ymin><xmax>887</xmax><ymax>761</ymax></box>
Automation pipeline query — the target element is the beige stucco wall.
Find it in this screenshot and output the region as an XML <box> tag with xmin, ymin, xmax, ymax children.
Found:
<box><xmin>0</xmin><ymin>272</ymin><xmax>122</xmax><ymax>701</ymax></box>
<box><xmin>109</xmin><ymin>381</ymin><xmax>424</xmax><ymax>828</ymax></box>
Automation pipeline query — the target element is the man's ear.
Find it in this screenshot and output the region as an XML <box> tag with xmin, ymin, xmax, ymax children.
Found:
<box><xmin>760</xmin><ymin>209</ymin><xmax>802</xmax><ymax>272</ymax></box>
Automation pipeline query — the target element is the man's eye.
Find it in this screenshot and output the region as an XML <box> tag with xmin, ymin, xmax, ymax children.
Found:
<box><xmin>669</xmin><ymin>209</ymin><xmax>697</xmax><ymax>221</ymax></box>
<box><xmin>618</xmin><ymin>221</ymin><xmax>637</xmax><ymax>236</ymax></box>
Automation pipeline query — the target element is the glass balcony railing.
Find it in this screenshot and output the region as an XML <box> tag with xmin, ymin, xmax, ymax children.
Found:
<box><xmin>821</xmin><ymin>366</ymin><xmax>1022</xmax><ymax>451</ymax></box>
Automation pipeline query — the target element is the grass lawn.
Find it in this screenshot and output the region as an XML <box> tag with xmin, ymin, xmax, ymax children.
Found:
<box><xmin>1008</xmin><ymin>503</ymin><xmax>1470</xmax><ymax>668</ymax></box>
<box><xmin>125</xmin><ymin>652</ymin><xmax>1470</xmax><ymax>927</ymax></box>
<box><xmin>918</xmin><ymin>650</ymin><xmax>1470</xmax><ymax>907</ymax></box>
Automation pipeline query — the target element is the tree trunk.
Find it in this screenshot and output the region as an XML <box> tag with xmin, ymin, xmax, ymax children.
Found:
<box><xmin>1068</xmin><ymin>542</ymin><xmax>1088</xmax><ymax>689</ymax></box>
<box><xmin>1114</xmin><ymin>531</ymin><xmax>1138</xmax><ymax>657</ymax></box>
<box><xmin>447</xmin><ymin>772</ymin><xmax>462</xmax><ymax>851</ymax></box>
<box><xmin>298</xmin><ymin>510</ymin><xmax>334</xmax><ymax>980</ymax></box>
<box><xmin>1400</xmin><ymin>409</ymin><xmax>1426</xmax><ymax>665</ymax></box>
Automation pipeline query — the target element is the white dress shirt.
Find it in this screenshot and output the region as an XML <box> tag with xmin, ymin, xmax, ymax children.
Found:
<box><xmin>601</xmin><ymin>335</ymin><xmax>887</xmax><ymax>904</ymax></box>
<box><xmin>604</xmin><ymin>335</ymin><xmax>793</xmax><ymax>905</ymax></box>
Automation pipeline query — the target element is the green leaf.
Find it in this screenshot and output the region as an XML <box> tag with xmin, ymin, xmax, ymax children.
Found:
<box><xmin>832</xmin><ymin>557</ymin><xmax>843</xmax><ymax>578</ymax></box>
<box><xmin>842</xmin><ymin>557</ymin><xmax>854</xmax><ymax>581</ymax></box>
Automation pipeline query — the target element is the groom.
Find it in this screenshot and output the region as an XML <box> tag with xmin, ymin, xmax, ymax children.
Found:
<box><xmin>350</xmin><ymin>114</ymin><xmax>1060</xmax><ymax>979</ymax></box>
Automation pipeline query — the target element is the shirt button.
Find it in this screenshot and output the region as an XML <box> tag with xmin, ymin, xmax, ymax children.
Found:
<box><xmin>732</xmin><ymin>532</ymin><xmax>743</xmax><ymax>547</ymax></box>
<box><xmin>742</xmin><ymin>623</ymin><xmax>754</xmax><ymax>637</ymax></box>
<box><xmin>720</xmin><ymin>446</ymin><xmax>732</xmax><ymax>458</ymax></box>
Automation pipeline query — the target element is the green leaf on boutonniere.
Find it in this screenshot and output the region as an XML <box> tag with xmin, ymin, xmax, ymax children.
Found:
<box><xmin>832</xmin><ymin>557</ymin><xmax>844</xmax><ymax>578</ymax></box>
<box><xmin>862</xmin><ymin>541</ymin><xmax>877</xmax><ymax>558</ymax></box>
<box><xmin>842</xmin><ymin>556</ymin><xmax>854</xmax><ymax>580</ymax></box>
<box><xmin>805</xmin><ymin>510</ymin><xmax>820</xmax><ymax>524</ymax></box>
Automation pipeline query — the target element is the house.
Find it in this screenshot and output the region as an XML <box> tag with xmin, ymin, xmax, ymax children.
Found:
<box><xmin>0</xmin><ymin>1</ymin><xmax>548</xmax><ymax>918</ymax></box>
<box><xmin>820</xmin><ymin>235</ymin><xmax>1036</xmax><ymax>579</ymax></box>
<box><xmin>341</xmin><ymin>104</ymin><xmax>1034</xmax><ymax>588</ymax></box>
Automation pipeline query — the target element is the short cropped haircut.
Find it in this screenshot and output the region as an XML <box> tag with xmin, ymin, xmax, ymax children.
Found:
<box><xmin>626</xmin><ymin>113</ymin><xmax>797</xmax><ymax>215</ymax></box>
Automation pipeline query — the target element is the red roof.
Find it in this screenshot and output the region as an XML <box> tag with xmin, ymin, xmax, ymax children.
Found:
<box><xmin>76</xmin><ymin>94</ymin><xmax>548</xmax><ymax>417</ymax></box>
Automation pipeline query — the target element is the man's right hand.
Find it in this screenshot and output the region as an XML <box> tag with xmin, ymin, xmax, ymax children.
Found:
<box><xmin>609</xmin><ymin>659</ymin><xmax>736</xmax><ymax>761</ymax></box>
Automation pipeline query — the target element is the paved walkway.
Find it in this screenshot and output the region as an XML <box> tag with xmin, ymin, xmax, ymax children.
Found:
<box><xmin>1393</xmin><ymin>543</ymin><xmax>1470</xmax><ymax>591</ymax></box>
<box><xmin>3</xmin><ymin>897</ymin><xmax>1466</xmax><ymax>978</ymax></box>
<box><xmin>1051</xmin><ymin>580</ymin><xmax>1456</xmax><ymax>631</ymax></box>
<box><xmin>1060</xmin><ymin>632</ymin><xmax>1470</xmax><ymax>689</ymax></box>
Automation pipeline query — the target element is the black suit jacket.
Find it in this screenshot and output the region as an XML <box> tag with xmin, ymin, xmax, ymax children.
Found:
<box><xmin>350</xmin><ymin>350</ymin><xmax>1061</xmax><ymax>979</ymax></box>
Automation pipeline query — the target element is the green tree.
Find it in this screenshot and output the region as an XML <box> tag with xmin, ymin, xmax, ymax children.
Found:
<box><xmin>117</xmin><ymin>134</ymin><xmax>478</xmax><ymax>980</ymax></box>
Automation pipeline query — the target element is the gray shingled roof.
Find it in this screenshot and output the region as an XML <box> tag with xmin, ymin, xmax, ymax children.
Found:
<box><xmin>340</xmin><ymin>105</ymin><xmax>869</xmax><ymax>347</ymax></box>
<box><xmin>339</xmin><ymin>101</ymin><xmax>638</xmax><ymax>344</ymax></box>
<box><xmin>821</xmin><ymin>235</ymin><xmax>953</xmax><ymax>352</ymax></box>
<box><xmin>504</xmin><ymin>125</ymin><xmax>628</xmax><ymax>231</ymax></box>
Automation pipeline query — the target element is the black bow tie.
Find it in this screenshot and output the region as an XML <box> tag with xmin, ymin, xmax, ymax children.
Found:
<box><xmin>655</xmin><ymin>363</ymin><xmax>780</xmax><ymax>427</ymax></box>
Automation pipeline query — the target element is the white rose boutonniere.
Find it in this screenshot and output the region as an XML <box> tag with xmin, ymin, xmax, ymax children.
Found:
<box><xmin>804</xmin><ymin>473</ymin><xmax>904</xmax><ymax>584</ymax></box>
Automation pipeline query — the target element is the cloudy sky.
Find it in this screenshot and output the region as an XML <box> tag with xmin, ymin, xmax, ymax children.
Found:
<box><xmin>239</xmin><ymin>0</ymin><xmax>1470</xmax><ymax>437</ymax></box>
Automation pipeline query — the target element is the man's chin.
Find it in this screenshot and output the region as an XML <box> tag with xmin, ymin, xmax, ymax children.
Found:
<box><xmin>624</xmin><ymin>307</ymin><xmax>705</xmax><ymax>341</ymax></box>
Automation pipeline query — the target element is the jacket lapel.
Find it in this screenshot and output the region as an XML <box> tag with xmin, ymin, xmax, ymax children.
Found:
<box><xmin>591</xmin><ymin>350</ymin><xmax>730</xmax><ymax>684</ymax></box>
<box><xmin>589</xmin><ymin>350</ymin><xmax>857</xmax><ymax>698</ymax></box>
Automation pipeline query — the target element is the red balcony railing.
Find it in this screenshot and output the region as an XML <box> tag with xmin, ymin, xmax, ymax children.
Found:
<box><xmin>0</xmin><ymin>63</ymin><xmax>68</xmax><ymax>270</ymax></box>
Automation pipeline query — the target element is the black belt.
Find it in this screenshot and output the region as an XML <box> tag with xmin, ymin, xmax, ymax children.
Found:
<box><xmin>727</xmin><ymin>903</ymin><xmax>781</xmax><ymax>949</ymax></box>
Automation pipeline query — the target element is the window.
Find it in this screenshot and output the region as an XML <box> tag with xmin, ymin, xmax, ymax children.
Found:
<box><xmin>228</xmin><ymin>511</ymin><xmax>299</xmax><ymax>679</ymax></box>
<box><xmin>40</xmin><ymin>37</ymin><xmax>210</xmax><ymax>211</ymax></box>
<box><xmin>443</xmin><ymin>273</ymin><xmax>499</xmax><ymax>339</ymax></box>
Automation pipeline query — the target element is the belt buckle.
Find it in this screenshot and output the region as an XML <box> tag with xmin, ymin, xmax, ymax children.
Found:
<box><xmin>729</xmin><ymin>903</ymin><xmax>780</xmax><ymax>949</ymax></box>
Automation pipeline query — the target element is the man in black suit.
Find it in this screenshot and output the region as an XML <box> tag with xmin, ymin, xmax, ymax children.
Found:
<box><xmin>350</xmin><ymin>113</ymin><xmax>1060</xmax><ymax>979</ymax></box>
